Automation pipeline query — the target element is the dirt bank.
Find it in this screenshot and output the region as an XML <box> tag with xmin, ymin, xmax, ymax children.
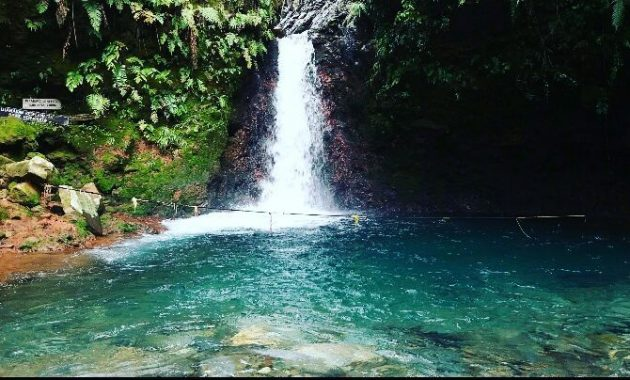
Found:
<box><xmin>0</xmin><ymin>205</ymin><xmax>165</xmax><ymax>284</ymax></box>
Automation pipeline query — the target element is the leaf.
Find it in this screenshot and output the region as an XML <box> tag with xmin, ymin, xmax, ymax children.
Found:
<box><xmin>86</xmin><ymin>93</ymin><xmax>111</xmax><ymax>116</ymax></box>
<box><xmin>66</xmin><ymin>71</ymin><xmax>84</xmax><ymax>92</ymax></box>
<box><xmin>82</xmin><ymin>1</ymin><xmax>103</xmax><ymax>35</ymax></box>
<box><xmin>198</xmin><ymin>6</ymin><xmax>221</xmax><ymax>25</ymax></box>
<box><xmin>36</xmin><ymin>1</ymin><xmax>49</xmax><ymax>14</ymax></box>
<box><xmin>85</xmin><ymin>73</ymin><xmax>104</xmax><ymax>88</ymax></box>
<box><xmin>24</xmin><ymin>19</ymin><xmax>45</xmax><ymax>31</ymax></box>
<box><xmin>613</xmin><ymin>0</ymin><xmax>626</xmax><ymax>30</ymax></box>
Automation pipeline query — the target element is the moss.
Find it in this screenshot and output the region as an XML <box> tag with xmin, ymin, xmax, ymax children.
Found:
<box><xmin>118</xmin><ymin>222</ymin><xmax>138</xmax><ymax>234</ymax></box>
<box><xmin>19</xmin><ymin>237</ymin><xmax>39</xmax><ymax>251</ymax></box>
<box><xmin>73</xmin><ymin>219</ymin><xmax>92</xmax><ymax>238</ymax></box>
<box><xmin>47</xmin><ymin>150</ymin><xmax>79</xmax><ymax>164</ymax></box>
<box><xmin>0</xmin><ymin>207</ymin><xmax>8</xmax><ymax>221</ymax></box>
<box><xmin>26</xmin><ymin>152</ymin><xmax>46</xmax><ymax>160</ymax></box>
<box><xmin>8</xmin><ymin>182</ymin><xmax>40</xmax><ymax>207</ymax></box>
<box><xmin>63</xmin><ymin>118</ymin><xmax>139</xmax><ymax>154</ymax></box>
<box><xmin>93</xmin><ymin>169</ymin><xmax>120</xmax><ymax>193</ymax></box>
<box><xmin>48</xmin><ymin>162</ymin><xmax>92</xmax><ymax>188</ymax></box>
<box><xmin>0</xmin><ymin>117</ymin><xmax>40</xmax><ymax>146</ymax></box>
<box><xmin>0</xmin><ymin>155</ymin><xmax>14</xmax><ymax>166</ymax></box>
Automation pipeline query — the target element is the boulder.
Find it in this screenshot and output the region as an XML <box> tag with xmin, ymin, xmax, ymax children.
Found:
<box><xmin>81</xmin><ymin>182</ymin><xmax>103</xmax><ymax>212</ymax></box>
<box><xmin>4</xmin><ymin>156</ymin><xmax>55</xmax><ymax>182</ymax></box>
<box><xmin>58</xmin><ymin>185</ymin><xmax>104</xmax><ymax>236</ymax></box>
<box><xmin>8</xmin><ymin>182</ymin><xmax>40</xmax><ymax>207</ymax></box>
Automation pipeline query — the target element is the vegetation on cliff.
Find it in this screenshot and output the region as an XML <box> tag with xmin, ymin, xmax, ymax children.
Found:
<box><xmin>0</xmin><ymin>0</ymin><xmax>281</xmax><ymax>216</ymax></box>
<box><xmin>356</xmin><ymin>0</ymin><xmax>630</xmax><ymax>214</ymax></box>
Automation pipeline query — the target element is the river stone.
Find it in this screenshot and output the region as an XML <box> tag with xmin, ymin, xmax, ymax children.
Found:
<box><xmin>8</xmin><ymin>182</ymin><xmax>40</xmax><ymax>207</ymax></box>
<box><xmin>58</xmin><ymin>185</ymin><xmax>103</xmax><ymax>236</ymax></box>
<box><xmin>4</xmin><ymin>156</ymin><xmax>55</xmax><ymax>182</ymax></box>
<box><xmin>199</xmin><ymin>356</ymin><xmax>237</xmax><ymax>377</ymax></box>
<box><xmin>294</xmin><ymin>343</ymin><xmax>381</xmax><ymax>368</ymax></box>
<box><xmin>230</xmin><ymin>323</ymin><xmax>304</xmax><ymax>348</ymax></box>
<box><xmin>231</xmin><ymin>325</ymin><xmax>285</xmax><ymax>347</ymax></box>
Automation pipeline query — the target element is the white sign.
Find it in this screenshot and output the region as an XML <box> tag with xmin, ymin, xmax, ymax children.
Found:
<box><xmin>22</xmin><ymin>98</ymin><xmax>62</xmax><ymax>110</ymax></box>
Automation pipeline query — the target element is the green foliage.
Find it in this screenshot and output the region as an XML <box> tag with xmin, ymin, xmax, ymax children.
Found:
<box><xmin>0</xmin><ymin>208</ymin><xmax>9</xmax><ymax>222</ymax></box>
<box><xmin>0</xmin><ymin>117</ymin><xmax>40</xmax><ymax>146</ymax></box>
<box><xmin>365</xmin><ymin>0</ymin><xmax>630</xmax><ymax>131</ymax></box>
<box><xmin>613</xmin><ymin>0</ymin><xmax>626</xmax><ymax>30</ymax></box>
<box><xmin>74</xmin><ymin>219</ymin><xmax>92</xmax><ymax>238</ymax></box>
<box><xmin>117</xmin><ymin>222</ymin><xmax>138</xmax><ymax>234</ymax></box>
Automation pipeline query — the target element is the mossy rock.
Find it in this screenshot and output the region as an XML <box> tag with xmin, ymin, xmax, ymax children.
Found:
<box><xmin>0</xmin><ymin>117</ymin><xmax>40</xmax><ymax>146</ymax></box>
<box><xmin>47</xmin><ymin>149</ymin><xmax>79</xmax><ymax>164</ymax></box>
<box><xmin>26</xmin><ymin>152</ymin><xmax>46</xmax><ymax>160</ymax></box>
<box><xmin>8</xmin><ymin>182</ymin><xmax>40</xmax><ymax>207</ymax></box>
<box><xmin>0</xmin><ymin>155</ymin><xmax>14</xmax><ymax>167</ymax></box>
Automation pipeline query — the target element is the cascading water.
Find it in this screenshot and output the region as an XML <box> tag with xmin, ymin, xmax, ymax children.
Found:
<box><xmin>257</xmin><ymin>33</ymin><xmax>334</xmax><ymax>213</ymax></box>
<box><xmin>164</xmin><ymin>33</ymin><xmax>340</xmax><ymax>234</ymax></box>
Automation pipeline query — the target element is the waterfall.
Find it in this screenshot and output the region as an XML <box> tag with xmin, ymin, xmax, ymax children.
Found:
<box><xmin>163</xmin><ymin>33</ymin><xmax>340</xmax><ymax>234</ymax></box>
<box><xmin>257</xmin><ymin>33</ymin><xmax>334</xmax><ymax>213</ymax></box>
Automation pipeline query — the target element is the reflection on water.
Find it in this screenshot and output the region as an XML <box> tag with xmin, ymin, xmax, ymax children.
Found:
<box><xmin>1</xmin><ymin>218</ymin><xmax>629</xmax><ymax>376</ymax></box>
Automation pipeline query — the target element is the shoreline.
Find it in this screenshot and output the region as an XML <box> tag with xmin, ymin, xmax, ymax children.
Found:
<box><xmin>0</xmin><ymin>212</ymin><xmax>165</xmax><ymax>285</ymax></box>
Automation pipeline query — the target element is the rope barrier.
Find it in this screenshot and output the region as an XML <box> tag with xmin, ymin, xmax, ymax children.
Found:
<box><xmin>41</xmin><ymin>183</ymin><xmax>588</xmax><ymax>237</ymax></box>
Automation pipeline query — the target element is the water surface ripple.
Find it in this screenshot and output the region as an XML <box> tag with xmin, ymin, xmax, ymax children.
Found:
<box><xmin>1</xmin><ymin>218</ymin><xmax>629</xmax><ymax>376</ymax></box>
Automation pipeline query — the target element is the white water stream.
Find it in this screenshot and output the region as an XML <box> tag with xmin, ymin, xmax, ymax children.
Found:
<box><xmin>164</xmin><ymin>33</ymin><xmax>339</xmax><ymax>235</ymax></box>
<box><xmin>257</xmin><ymin>33</ymin><xmax>334</xmax><ymax>213</ymax></box>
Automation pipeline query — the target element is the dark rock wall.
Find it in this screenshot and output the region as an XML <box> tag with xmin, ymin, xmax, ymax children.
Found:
<box><xmin>207</xmin><ymin>42</ymin><xmax>278</xmax><ymax>207</ymax></box>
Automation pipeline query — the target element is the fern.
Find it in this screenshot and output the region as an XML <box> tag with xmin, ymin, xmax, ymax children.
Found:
<box><xmin>82</xmin><ymin>1</ymin><xmax>103</xmax><ymax>35</ymax></box>
<box><xmin>198</xmin><ymin>7</ymin><xmax>222</xmax><ymax>25</ymax></box>
<box><xmin>66</xmin><ymin>71</ymin><xmax>84</xmax><ymax>92</ymax></box>
<box><xmin>86</xmin><ymin>93</ymin><xmax>111</xmax><ymax>117</ymax></box>
<box><xmin>613</xmin><ymin>0</ymin><xmax>626</xmax><ymax>30</ymax></box>
<box><xmin>344</xmin><ymin>1</ymin><xmax>366</xmax><ymax>27</ymax></box>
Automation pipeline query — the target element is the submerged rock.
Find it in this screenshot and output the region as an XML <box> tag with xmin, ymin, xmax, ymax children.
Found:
<box><xmin>4</xmin><ymin>156</ymin><xmax>55</xmax><ymax>183</ymax></box>
<box><xmin>294</xmin><ymin>343</ymin><xmax>381</xmax><ymax>368</ymax></box>
<box><xmin>199</xmin><ymin>356</ymin><xmax>237</xmax><ymax>377</ymax></box>
<box><xmin>230</xmin><ymin>324</ymin><xmax>291</xmax><ymax>347</ymax></box>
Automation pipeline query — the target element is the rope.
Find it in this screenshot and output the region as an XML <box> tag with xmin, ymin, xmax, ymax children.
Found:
<box><xmin>515</xmin><ymin>217</ymin><xmax>533</xmax><ymax>239</ymax></box>
<box><xmin>41</xmin><ymin>183</ymin><xmax>588</xmax><ymax>235</ymax></box>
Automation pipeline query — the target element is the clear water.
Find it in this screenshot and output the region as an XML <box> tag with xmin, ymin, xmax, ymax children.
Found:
<box><xmin>1</xmin><ymin>218</ymin><xmax>629</xmax><ymax>376</ymax></box>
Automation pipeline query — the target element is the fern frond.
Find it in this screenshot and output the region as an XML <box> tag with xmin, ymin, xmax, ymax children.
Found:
<box><xmin>613</xmin><ymin>0</ymin><xmax>626</xmax><ymax>30</ymax></box>
<box><xmin>82</xmin><ymin>1</ymin><xmax>103</xmax><ymax>35</ymax></box>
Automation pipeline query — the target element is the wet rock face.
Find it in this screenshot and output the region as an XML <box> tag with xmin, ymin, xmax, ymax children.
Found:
<box><xmin>208</xmin><ymin>0</ymin><xmax>373</xmax><ymax>209</ymax></box>
<box><xmin>280</xmin><ymin>0</ymin><xmax>374</xmax><ymax>209</ymax></box>
<box><xmin>207</xmin><ymin>41</ymin><xmax>279</xmax><ymax>207</ymax></box>
<box><xmin>277</xmin><ymin>0</ymin><xmax>349</xmax><ymax>36</ymax></box>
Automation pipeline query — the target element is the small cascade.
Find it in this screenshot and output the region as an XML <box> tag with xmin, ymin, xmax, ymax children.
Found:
<box><xmin>256</xmin><ymin>33</ymin><xmax>334</xmax><ymax>213</ymax></box>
